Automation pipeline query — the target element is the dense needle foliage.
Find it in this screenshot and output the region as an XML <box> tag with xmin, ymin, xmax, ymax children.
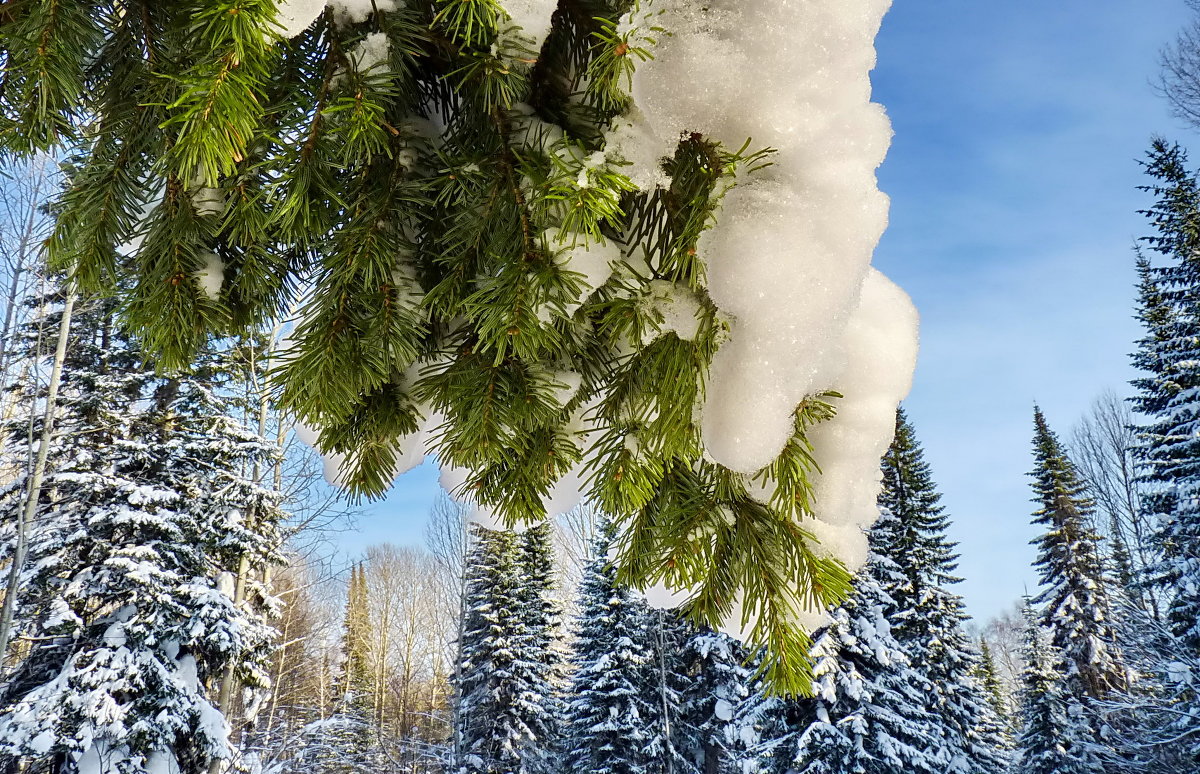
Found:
<box><xmin>0</xmin><ymin>1</ymin><xmax>858</xmax><ymax>691</ymax></box>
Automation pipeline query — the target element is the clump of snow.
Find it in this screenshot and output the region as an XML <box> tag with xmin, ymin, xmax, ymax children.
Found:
<box><xmin>274</xmin><ymin>0</ymin><xmax>326</xmax><ymax>37</ymax></box>
<box><xmin>535</xmin><ymin>395</ymin><xmax>605</xmax><ymax>518</ymax></box>
<box><xmin>329</xmin><ymin>0</ymin><xmax>399</xmax><ymax>26</ymax></box>
<box><xmin>145</xmin><ymin>751</ymin><xmax>182</xmax><ymax>774</ymax></box>
<box><xmin>617</xmin><ymin>0</ymin><xmax>911</xmax><ymax>638</ymax></box>
<box><xmin>44</xmin><ymin>598</ymin><xmax>82</xmax><ymax>631</ymax></box>
<box><xmin>550</xmin><ymin>370</ymin><xmax>583</xmax><ymax>407</ymax></box>
<box><xmin>193</xmin><ymin>251</ymin><xmax>224</xmax><ymax>300</ymax></box>
<box><xmin>625</xmin><ymin>0</ymin><xmax>895</xmax><ymax>475</ymax></box>
<box><xmin>801</xmin><ymin>269</ymin><xmax>919</xmax><ymax>571</ymax></box>
<box><xmin>191</xmin><ymin>187</ymin><xmax>223</xmax><ymax>218</ymax></box>
<box><xmin>500</xmin><ymin>0</ymin><xmax>558</xmax><ymax>51</ymax></box>
<box><xmin>603</xmin><ymin>110</ymin><xmax>672</xmax><ymax>190</ymax></box>
<box><xmin>544</xmin><ymin>228</ymin><xmax>621</xmax><ymax>315</ymax></box>
<box><xmin>642</xmin><ymin>280</ymin><xmax>702</xmax><ymax>343</ymax></box>
<box><xmin>390</xmin><ymin>261</ymin><xmax>426</xmax><ymax>314</ymax></box>
<box><xmin>347</xmin><ymin>31</ymin><xmax>391</xmax><ymax>73</ymax></box>
<box><xmin>195</xmin><ymin>700</ymin><xmax>230</xmax><ymax>755</ymax></box>
<box><xmin>28</xmin><ymin>730</ymin><xmax>54</xmax><ymax>755</ymax></box>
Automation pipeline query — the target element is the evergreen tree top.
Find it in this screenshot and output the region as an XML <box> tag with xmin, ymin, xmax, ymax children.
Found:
<box><xmin>1029</xmin><ymin>406</ymin><xmax>1095</xmax><ymax>525</ymax></box>
<box><xmin>875</xmin><ymin>408</ymin><xmax>962</xmax><ymax>585</ymax></box>
<box><xmin>1138</xmin><ymin>138</ymin><xmax>1200</xmax><ymax>266</ymax></box>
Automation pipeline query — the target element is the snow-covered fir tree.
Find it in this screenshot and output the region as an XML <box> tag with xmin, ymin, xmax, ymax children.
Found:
<box><xmin>1026</xmin><ymin>407</ymin><xmax>1127</xmax><ymax>771</ymax></box>
<box><xmin>562</xmin><ymin>528</ymin><xmax>682</xmax><ymax>774</ymax></box>
<box><xmin>452</xmin><ymin>525</ymin><xmax>560</xmax><ymax>774</ymax></box>
<box><xmin>1013</xmin><ymin>610</ymin><xmax>1091</xmax><ymax>774</ymax></box>
<box><xmin>513</xmin><ymin>521</ymin><xmax>565</xmax><ymax>767</ymax></box>
<box><xmin>872</xmin><ymin>410</ymin><xmax>1011</xmax><ymax>773</ymax></box>
<box><xmin>1127</xmin><ymin>139</ymin><xmax>1200</xmax><ymax>764</ymax></box>
<box><xmin>676</xmin><ymin>629</ymin><xmax>758</xmax><ymax>774</ymax></box>
<box><xmin>781</xmin><ymin>546</ymin><xmax>940</xmax><ymax>774</ymax></box>
<box><xmin>0</xmin><ymin>290</ymin><xmax>283</xmax><ymax>773</ymax></box>
<box><xmin>725</xmin><ymin>652</ymin><xmax>794</xmax><ymax>774</ymax></box>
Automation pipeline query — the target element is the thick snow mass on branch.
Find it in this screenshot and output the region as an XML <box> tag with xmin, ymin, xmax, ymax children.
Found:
<box><xmin>802</xmin><ymin>269</ymin><xmax>918</xmax><ymax>572</ymax></box>
<box><xmin>193</xmin><ymin>251</ymin><xmax>224</xmax><ymax>300</ymax></box>
<box><xmin>294</xmin><ymin>0</ymin><xmax>916</xmax><ymax>635</ymax></box>
<box><xmin>629</xmin><ymin>0</ymin><xmax>897</xmax><ymax>475</ymax></box>
<box><xmin>544</xmin><ymin>228</ymin><xmax>621</xmax><ymax>316</ymax></box>
<box><xmin>625</xmin><ymin>0</ymin><xmax>913</xmax><ymax>630</ymax></box>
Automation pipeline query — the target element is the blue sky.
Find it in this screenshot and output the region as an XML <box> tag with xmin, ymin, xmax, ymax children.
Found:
<box><xmin>337</xmin><ymin>1</ymin><xmax>1200</xmax><ymax>624</ymax></box>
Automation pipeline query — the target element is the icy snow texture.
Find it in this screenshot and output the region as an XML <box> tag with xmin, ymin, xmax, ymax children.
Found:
<box><xmin>330</xmin><ymin>0</ymin><xmax>399</xmax><ymax>26</ymax></box>
<box><xmin>348</xmin><ymin>32</ymin><xmax>391</xmax><ymax>73</ymax></box>
<box><xmin>623</xmin><ymin>0</ymin><xmax>913</xmax><ymax>636</ymax></box>
<box><xmin>690</xmin><ymin>272</ymin><xmax>916</xmax><ymax>638</ymax></box>
<box><xmin>193</xmin><ymin>252</ymin><xmax>224</xmax><ymax>300</ymax></box>
<box><xmin>628</xmin><ymin>0</ymin><xmax>895</xmax><ymax>473</ymax></box>
<box><xmin>499</xmin><ymin>0</ymin><xmax>558</xmax><ymax>50</ymax></box>
<box><xmin>642</xmin><ymin>280</ymin><xmax>702</xmax><ymax>343</ymax></box>
<box><xmin>603</xmin><ymin>110</ymin><xmax>672</xmax><ymax>190</ymax></box>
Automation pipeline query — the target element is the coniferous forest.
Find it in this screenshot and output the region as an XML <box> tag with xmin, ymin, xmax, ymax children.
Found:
<box><xmin>0</xmin><ymin>1</ymin><xmax>1198</xmax><ymax>773</ymax></box>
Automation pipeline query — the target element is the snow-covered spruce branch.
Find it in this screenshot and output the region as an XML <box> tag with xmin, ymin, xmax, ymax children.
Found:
<box><xmin>0</xmin><ymin>0</ymin><xmax>914</xmax><ymax>692</ymax></box>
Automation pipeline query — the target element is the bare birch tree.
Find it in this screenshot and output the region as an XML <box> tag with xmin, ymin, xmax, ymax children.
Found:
<box><xmin>1070</xmin><ymin>390</ymin><xmax>1160</xmax><ymax>614</ymax></box>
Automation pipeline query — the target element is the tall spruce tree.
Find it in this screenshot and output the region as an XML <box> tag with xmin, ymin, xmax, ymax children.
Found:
<box><xmin>0</xmin><ymin>0</ymin><xmax>911</xmax><ymax>691</ymax></box>
<box><xmin>342</xmin><ymin>564</ymin><xmax>373</xmax><ymax>704</ymax></box>
<box><xmin>975</xmin><ymin>639</ymin><xmax>1010</xmax><ymax>721</ymax></box>
<box><xmin>563</xmin><ymin>529</ymin><xmax>681</xmax><ymax>774</ymax></box>
<box><xmin>782</xmin><ymin>548</ymin><xmax>941</xmax><ymax>774</ymax></box>
<box><xmin>1028</xmin><ymin>408</ymin><xmax>1126</xmax><ymax>700</ymax></box>
<box><xmin>872</xmin><ymin>410</ymin><xmax>1012</xmax><ymax>773</ymax></box>
<box><xmin>452</xmin><ymin>525</ymin><xmax>560</xmax><ymax>774</ymax></box>
<box><xmin>0</xmin><ymin>290</ymin><xmax>283</xmax><ymax>773</ymax></box>
<box><xmin>316</xmin><ymin>563</ymin><xmax>377</xmax><ymax>773</ymax></box>
<box><xmin>1127</xmin><ymin>139</ymin><xmax>1200</xmax><ymax>762</ymax></box>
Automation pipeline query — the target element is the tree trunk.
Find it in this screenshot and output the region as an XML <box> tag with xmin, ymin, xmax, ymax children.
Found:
<box><xmin>0</xmin><ymin>282</ymin><xmax>77</xmax><ymax>668</ymax></box>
